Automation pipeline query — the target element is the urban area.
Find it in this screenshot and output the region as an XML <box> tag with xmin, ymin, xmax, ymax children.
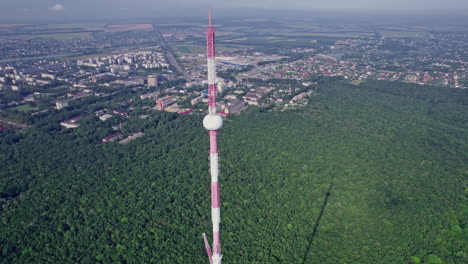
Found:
<box><xmin>0</xmin><ymin>21</ymin><xmax>466</xmax><ymax>144</ymax></box>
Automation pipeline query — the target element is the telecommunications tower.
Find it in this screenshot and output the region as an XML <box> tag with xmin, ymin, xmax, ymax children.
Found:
<box><xmin>202</xmin><ymin>10</ymin><xmax>223</xmax><ymax>264</ymax></box>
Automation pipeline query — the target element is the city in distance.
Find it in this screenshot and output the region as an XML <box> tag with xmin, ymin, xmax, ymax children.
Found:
<box><xmin>0</xmin><ymin>3</ymin><xmax>466</xmax><ymax>264</ymax></box>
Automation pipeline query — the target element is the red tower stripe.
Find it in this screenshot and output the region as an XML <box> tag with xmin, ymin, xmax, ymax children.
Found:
<box><xmin>210</xmin><ymin>130</ymin><xmax>218</xmax><ymax>154</ymax></box>
<box><xmin>213</xmin><ymin>232</ymin><xmax>221</xmax><ymax>254</ymax></box>
<box><xmin>211</xmin><ymin>183</ymin><xmax>220</xmax><ymax>208</ymax></box>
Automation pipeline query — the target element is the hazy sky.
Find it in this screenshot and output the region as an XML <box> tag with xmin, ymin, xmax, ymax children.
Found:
<box><xmin>2</xmin><ymin>0</ymin><xmax>468</xmax><ymax>22</ymax></box>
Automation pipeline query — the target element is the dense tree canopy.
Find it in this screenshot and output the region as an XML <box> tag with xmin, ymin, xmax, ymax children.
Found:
<box><xmin>0</xmin><ymin>80</ymin><xmax>466</xmax><ymax>263</ymax></box>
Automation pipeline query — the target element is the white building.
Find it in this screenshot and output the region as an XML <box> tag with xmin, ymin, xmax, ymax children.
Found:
<box><xmin>148</xmin><ymin>75</ymin><xmax>158</xmax><ymax>87</ymax></box>
<box><xmin>56</xmin><ymin>101</ymin><xmax>69</xmax><ymax>110</ymax></box>
<box><xmin>41</xmin><ymin>73</ymin><xmax>56</xmax><ymax>80</ymax></box>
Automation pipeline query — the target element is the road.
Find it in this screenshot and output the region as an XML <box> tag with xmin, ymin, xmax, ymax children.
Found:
<box><xmin>152</xmin><ymin>25</ymin><xmax>189</xmax><ymax>80</ymax></box>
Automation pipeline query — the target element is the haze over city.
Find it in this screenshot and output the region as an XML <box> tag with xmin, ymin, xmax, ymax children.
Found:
<box><xmin>2</xmin><ymin>0</ymin><xmax>468</xmax><ymax>22</ymax></box>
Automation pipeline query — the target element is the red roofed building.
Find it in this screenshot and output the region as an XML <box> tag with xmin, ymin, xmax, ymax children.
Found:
<box><xmin>102</xmin><ymin>133</ymin><xmax>123</xmax><ymax>143</ymax></box>
<box><xmin>60</xmin><ymin>115</ymin><xmax>83</xmax><ymax>129</ymax></box>
<box><xmin>67</xmin><ymin>93</ymin><xmax>91</xmax><ymax>99</ymax></box>
<box><xmin>154</xmin><ymin>96</ymin><xmax>176</xmax><ymax>110</ymax></box>
<box><xmin>179</xmin><ymin>109</ymin><xmax>194</xmax><ymax>114</ymax></box>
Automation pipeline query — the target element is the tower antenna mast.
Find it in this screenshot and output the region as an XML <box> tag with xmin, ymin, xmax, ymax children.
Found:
<box><xmin>202</xmin><ymin>10</ymin><xmax>223</xmax><ymax>264</ymax></box>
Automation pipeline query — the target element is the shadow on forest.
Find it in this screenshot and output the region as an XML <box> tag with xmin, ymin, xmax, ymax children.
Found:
<box><xmin>301</xmin><ymin>182</ymin><xmax>334</xmax><ymax>264</ymax></box>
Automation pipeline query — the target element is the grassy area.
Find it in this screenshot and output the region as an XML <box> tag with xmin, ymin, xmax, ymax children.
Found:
<box><xmin>12</xmin><ymin>104</ymin><xmax>38</xmax><ymax>112</ymax></box>
<box><xmin>352</xmin><ymin>80</ymin><xmax>366</xmax><ymax>85</ymax></box>
<box><xmin>175</xmin><ymin>45</ymin><xmax>194</xmax><ymax>53</ymax></box>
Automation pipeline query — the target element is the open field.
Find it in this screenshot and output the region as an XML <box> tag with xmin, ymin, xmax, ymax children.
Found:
<box><xmin>214</xmin><ymin>31</ymin><xmax>243</xmax><ymax>36</ymax></box>
<box><xmin>221</xmin><ymin>26</ymin><xmax>255</xmax><ymax>31</ymax></box>
<box><xmin>100</xmin><ymin>24</ymin><xmax>153</xmax><ymax>32</ymax></box>
<box><xmin>220</xmin><ymin>35</ymin><xmax>335</xmax><ymax>45</ymax></box>
<box><xmin>12</xmin><ymin>104</ymin><xmax>38</xmax><ymax>112</ymax></box>
<box><xmin>0</xmin><ymin>32</ymin><xmax>94</xmax><ymax>40</ymax></box>
<box><xmin>352</xmin><ymin>80</ymin><xmax>366</xmax><ymax>85</ymax></box>
<box><xmin>276</xmin><ymin>32</ymin><xmax>375</xmax><ymax>38</ymax></box>
<box><xmin>24</xmin><ymin>24</ymin><xmax>105</xmax><ymax>30</ymax></box>
<box><xmin>0</xmin><ymin>23</ymin><xmax>154</xmax><ymax>40</ymax></box>
<box><xmin>175</xmin><ymin>45</ymin><xmax>193</xmax><ymax>53</ymax></box>
<box><xmin>223</xmin><ymin>37</ymin><xmax>249</xmax><ymax>42</ymax></box>
<box><xmin>270</xmin><ymin>38</ymin><xmax>297</xmax><ymax>42</ymax></box>
<box><xmin>384</xmin><ymin>26</ymin><xmax>423</xmax><ymax>31</ymax></box>
<box><xmin>242</xmin><ymin>28</ymin><xmax>291</xmax><ymax>34</ymax></box>
<box><xmin>156</xmin><ymin>22</ymin><xmax>204</xmax><ymax>26</ymax></box>
<box><xmin>19</xmin><ymin>23</ymin><xmax>153</xmax><ymax>32</ymax></box>
<box><xmin>0</xmin><ymin>24</ymin><xmax>31</xmax><ymax>28</ymax></box>
<box><xmin>380</xmin><ymin>31</ymin><xmax>430</xmax><ymax>38</ymax></box>
<box><xmin>283</xmin><ymin>24</ymin><xmax>326</xmax><ymax>30</ymax></box>
<box><xmin>217</xmin><ymin>44</ymin><xmax>257</xmax><ymax>49</ymax></box>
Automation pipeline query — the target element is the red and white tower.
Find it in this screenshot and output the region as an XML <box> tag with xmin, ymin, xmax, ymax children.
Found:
<box><xmin>202</xmin><ymin>10</ymin><xmax>223</xmax><ymax>264</ymax></box>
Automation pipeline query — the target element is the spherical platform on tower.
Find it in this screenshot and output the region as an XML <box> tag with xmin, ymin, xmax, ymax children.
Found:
<box><xmin>203</xmin><ymin>114</ymin><xmax>223</xmax><ymax>131</ymax></box>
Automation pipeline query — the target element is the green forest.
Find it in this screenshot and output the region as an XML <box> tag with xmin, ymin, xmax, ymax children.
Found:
<box><xmin>0</xmin><ymin>80</ymin><xmax>466</xmax><ymax>263</ymax></box>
